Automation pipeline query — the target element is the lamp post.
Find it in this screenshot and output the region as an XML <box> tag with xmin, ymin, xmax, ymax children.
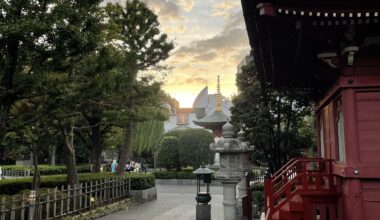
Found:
<box><xmin>193</xmin><ymin>164</ymin><xmax>214</xmax><ymax>220</ymax></box>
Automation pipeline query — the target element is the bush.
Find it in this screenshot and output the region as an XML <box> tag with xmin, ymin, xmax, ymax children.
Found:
<box><xmin>252</xmin><ymin>191</ymin><xmax>264</xmax><ymax>212</ymax></box>
<box><xmin>251</xmin><ymin>182</ymin><xmax>264</xmax><ymax>213</ymax></box>
<box><xmin>0</xmin><ymin>172</ymin><xmax>155</xmax><ymax>195</ymax></box>
<box><xmin>156</xmin><ymin>129</ymin><xmax>214</xmax><ymax>170</ymax></box>
<box><xmin>251</xmin><ymin>182</ymin><xmax>264</xmax><ymax>191</ymax></box>
<box><xmin>178</xmin><ymin>129</ymin><xmax>214</xmax><ymax>169</ymax></box>
<box><xmin>156</xmin><ymin>136</ymin><xmax>180</xmax><ymax>170</ymax></box>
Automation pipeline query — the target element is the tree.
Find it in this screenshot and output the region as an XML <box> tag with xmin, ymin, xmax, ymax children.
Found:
<box><xmin>231</xmin><ymin>61</ymin><xmax>315</xmax><ymax>174</ymax></box>
<box><xmin>132</xmin><ymin>120</ymin><xmax>165</xmax><ymax>157</ymax></box>
<box><xmin>178</xmin><ymin>129</ymin><xmax>214</xmax><ymax>169</ymax></box>
<box><xmin>157</xmin><ymin>136</ymin><xmax>180</xmax><ymax>170</ymax></box>
<box><xmin>103</xmin><ymin>1</ymin><xmax>173</xmax><ymax>174</ymax></box>
<box><xmin>0</xmin><ymin>0</ymin><xmax>104</xmax><ymax>186</ymax></box>
<box><xmin>0</xmin><ymin>0</ymin><xmax>102</xmax><ymax>135</ymax></box>
<box><xmin>4</xmin><ymin>97</ymin><xmax>59</xmax><ymax>189</ymax></box>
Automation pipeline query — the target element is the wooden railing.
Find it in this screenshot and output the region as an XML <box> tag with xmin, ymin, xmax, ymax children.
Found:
<box><xmin>0</xmin><ymin>177</ymin><xmax>130</xmax><ymax>220</ymax></box>
<box><xmin>265</xmin><ymin>158</ymin><xmax>335</xmax><ymax>220</ymax></box>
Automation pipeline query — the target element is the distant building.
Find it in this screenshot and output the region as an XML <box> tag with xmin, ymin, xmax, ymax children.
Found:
<box><xmin>164</xmin><ymin>78</ymin><xmax>233</xmax><ymax>132</ymax></box>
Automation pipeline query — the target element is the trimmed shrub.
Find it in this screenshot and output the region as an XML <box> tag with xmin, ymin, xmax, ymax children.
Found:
<box><xmin>156</xmin><ymin>136</ymin><xmax>180</xmax><ymax>170</ymax></box>
<box><xmin>0</xmin><ymin>172</ymin><xmax>155</xmax><ymax>195</ymax></box>
<box><xmin>178</xmin><ymin>128</ymin><xmax>214</xmax><ymax>169</ymax></box>
<box><xmin>156</xmin><ymin>128</ymin><xmax>214</xmax><ymax>170</ymax></box>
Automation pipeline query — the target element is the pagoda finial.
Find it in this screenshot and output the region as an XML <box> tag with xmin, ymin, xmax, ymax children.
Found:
<box><xmin>216</xmin><ymin>75</ymin><xmax>222</xmax><ymax>112</ymax></box>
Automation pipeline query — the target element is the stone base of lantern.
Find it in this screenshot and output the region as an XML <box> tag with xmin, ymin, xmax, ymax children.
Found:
<box><xmin>237</xmin><ymin>178</ymin><xmax>248</xmax><ymax>219</ymax></box>
<box><xmin>222</xmin><ymin>182</ymin><xmax>238</xmax><ymax>220</ymax></box>
<box><xmin>196</xmin><ymin>203</ymin><xmax>211</xmax><ymax>220</ymax></box>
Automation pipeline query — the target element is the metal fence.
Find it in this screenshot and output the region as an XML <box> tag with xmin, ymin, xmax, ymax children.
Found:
<box><xmin>251</xmin><ymin>166</ymin><xmax>268</xmax><ymax>183</ymax></box>
<box><xmin>1</xmin><ymin>169</ymin><xmax>31</xmax><ymax>179</ymax></box>
<box><xmin>0</xmin><ymin>177</ymin><xmax>130</xmax><ymax>220</ymax></box>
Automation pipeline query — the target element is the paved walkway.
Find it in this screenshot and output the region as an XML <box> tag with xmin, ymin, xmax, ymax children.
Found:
<box><xmin>98</xmin><ymin>184</ymin><xmax>224</xmax><ymax>220</ymax></box>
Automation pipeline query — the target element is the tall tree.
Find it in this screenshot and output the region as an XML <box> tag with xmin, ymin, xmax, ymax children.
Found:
<box><xmin>0</xmin><ymin>0</ymin><xmax>102</xmax><ymax>133</ymax></box>
<box><xmin>103</xmin><ymin>0</ymin><xmax>173</xmax><ymax>174</ymax></box>
<box><xmin>232</xmin><ymin>61</ymin><xmax>315</xmax><ymax>174</ymax></box>
<box><xmin>0</xmin><ymin>0</ymin><xmax>103</xmax><ymax>185</ymax></box>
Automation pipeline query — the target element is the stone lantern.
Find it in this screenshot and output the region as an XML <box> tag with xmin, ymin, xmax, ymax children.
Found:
<box><xmin>210</xmin><ymin>122</ymin><xmax>254</xmax><ymax>220</ymax></box>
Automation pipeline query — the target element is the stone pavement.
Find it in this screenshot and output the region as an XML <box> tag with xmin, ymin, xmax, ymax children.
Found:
<box><xmin>98</xmin><ymin>184</ymin><xmax>224</xmax><ymax>220</ymax></box>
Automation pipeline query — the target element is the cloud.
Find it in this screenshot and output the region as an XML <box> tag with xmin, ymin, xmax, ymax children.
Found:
<box><xmin>212</xmin><ymin>0</ymin><xmax>240</xmax><ymax>17</ymax></box>
<box><xmin>185</xmin><ymin>77</ymin><xmax>207</xmax><ymax>85</ymax></box>
<box><xmin>162</xmin><ymin>25</ymin><xmax>186</xmax><ymax>34</ymax></box>
<box><xmin>149</xmin><ymin>0</ymin><xmax>184</xmax><ymax>21</ymax></box>
<box><xmin>177</xmin><ymin>0</ymin><xmax>195</xmax><ymax>12</ymax></box>
<box><xmin>166</xmin><ymin>75</ymin><xmax>207</xmax><ymax>87</ymax></box>
<box><xmin>194</xmin><ymin>52</ymin><xmax>217</xmax><ymax>62</ymax></box>
<box><xmin>175</xmin><ymin>27</ymin><xmax>248</xmax><ymax>56</ymax></box>
<box><xmin>102</xmin><ymin>0</ymin><xmax>184</xmax><ymax>21</ymax></box>
<box><xmin>223</xmin><ymin>10</ymin><xmax>245</xmax><ymax>32</ymax></box>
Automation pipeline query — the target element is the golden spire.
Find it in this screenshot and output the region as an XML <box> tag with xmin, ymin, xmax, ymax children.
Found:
<box><xmin>216</xmin><ymin>75</ymin><xmax>222</xmax><ymax>112</ymax></box>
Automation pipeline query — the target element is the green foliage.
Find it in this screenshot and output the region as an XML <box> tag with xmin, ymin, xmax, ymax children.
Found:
<box><xmin>132</xmin><ymin>120</ymin><xmax>165</xmax><ymax>156</ymax></box>
<box><xmin>251</xmin><ymin>182</ymin><xmax>264</xmax><ymax>191</ymax></box>
<box><xmin>252</xmin><ymin>191</ymin><xmax>264</xmax><ymax>212</ymax></box>
<box><xmin>178</xmin><ymin>129</ymin><xmax>214</xmax><ymax>169</ymax></box>
<box><xmin>156</xmin><ymin>129</ymin><xmax>214</xmax><ymax>170</ymax></box>
<box><xmin>157</xmin><ymin>136</ymin><xmax>180</xmax><ymax>170</ymax></box>
<box><xmin>0</xmin><ymin>0</ymin><xmax>103</xmax><ymax>133</ymax></box>
<box><xmin>0</xmin><ymin>172</ymin><xmax>155</xmax><ymax>195</ymax></box>
<box><xmin>232</xmin><ymin>61</ymin><xmax>315</xmax><ymax>173</ymax></box>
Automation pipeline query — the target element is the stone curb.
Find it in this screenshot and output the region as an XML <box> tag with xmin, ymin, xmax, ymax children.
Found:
<box><xmin>130</xmin><ymin>186</ymin><xmax>158</xmax><ymax>203</ymax></box>
<box><xmin>155</xmin><ymin>179</ymin><xmax>222</xmax><ymax>186</ymax></box>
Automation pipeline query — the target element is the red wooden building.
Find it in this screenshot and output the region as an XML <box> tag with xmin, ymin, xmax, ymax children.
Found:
<box><xmin>241</xmin><ymin>0</ymin><xmax>380</xmax><ymax>219</ymax></box>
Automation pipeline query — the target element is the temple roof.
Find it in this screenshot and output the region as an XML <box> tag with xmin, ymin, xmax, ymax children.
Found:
<box><xmin>241</xmin><ymin>0</ymin><xmax>380</xmax><ymax>97</ymax></box>
<box><xmin>193</xmin><ymin>111</ymin><xmax>229</xmax><ymax>127</ymax></box>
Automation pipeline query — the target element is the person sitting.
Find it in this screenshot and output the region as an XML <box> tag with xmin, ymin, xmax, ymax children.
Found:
<box><xmin>125</xmin><ymin>162</ymin><xmax>132</xmax><ymax>173</ymax></box>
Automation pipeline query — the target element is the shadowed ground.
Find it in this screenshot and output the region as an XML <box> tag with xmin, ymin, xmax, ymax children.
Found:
<box><xmin>97</xmin><ymin>184</ymin><xmax>224</xmax><ymax>220</ymax></box>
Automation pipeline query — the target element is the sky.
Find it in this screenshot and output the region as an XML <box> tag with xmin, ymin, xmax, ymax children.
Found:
<box><xmin>107</xmin><ymin>0</ymin><xmax>250</xmax><ymax>107</ymax></box>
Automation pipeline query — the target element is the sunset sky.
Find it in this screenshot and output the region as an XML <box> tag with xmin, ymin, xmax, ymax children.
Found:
<box><xmin>108</xmin><ymin>0</ymin><xmax>250</xmax><ymax>107</ymax></box>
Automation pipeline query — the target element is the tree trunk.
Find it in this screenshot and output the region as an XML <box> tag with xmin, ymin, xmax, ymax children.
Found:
<box><xmin>61</xmin><ymin>124</ymin><xmax>79</xmax><ymax>186</ymax></box>
<box><xmin>31</xmin><ymin>142</ymin><xmax>40</xmax><ymax>190</ymax></box>
<box><xmin>117</xmin><ymin>121</ymin><xmax>135</xmax><ymax>174</ymax></box>
<box><xmin>90</xmin><ymin>117</ymin><xmax>103</xmax><ymax>173</ymax></box>
<box><xmin>50</xmin><ymin>146</ymin><xmax>56</xmax><ymax>166</ymax></box>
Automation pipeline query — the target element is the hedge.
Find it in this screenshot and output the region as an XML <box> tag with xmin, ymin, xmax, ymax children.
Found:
<box><xmin>1</xmin><ymin>164</ymin><xmax>92</xmax><ymax>176</ymax></box>
<box><xmin>0</xmin><ymin>172</ymin><xmax>155</xmax><ymax>195</ymax></box>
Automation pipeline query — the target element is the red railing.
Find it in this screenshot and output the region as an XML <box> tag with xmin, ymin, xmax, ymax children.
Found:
<box><xmin>265</xmin><ymin>158</ymin><xmax>335</xmax><ymax>220</ymax></box>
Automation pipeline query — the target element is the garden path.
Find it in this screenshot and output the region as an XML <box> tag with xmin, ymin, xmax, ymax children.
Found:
<box><xmin>98</xmin><ymin>184</ymin><xmax>224</xmax><ymax>220</ymax></box>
